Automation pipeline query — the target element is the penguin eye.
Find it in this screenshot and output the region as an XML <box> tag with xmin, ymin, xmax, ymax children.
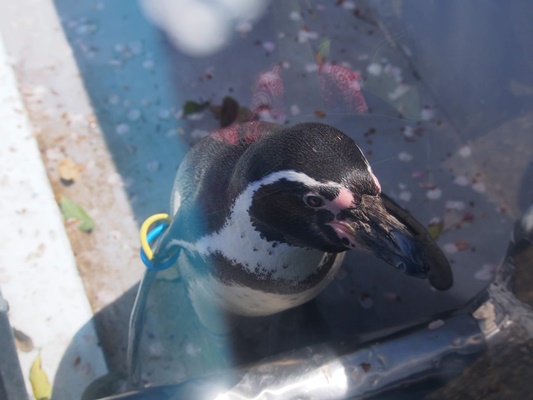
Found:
<box><xmin>304</xmin><ymin>195</ymin><xmax>324</xmax><ymax>208</ymax></box>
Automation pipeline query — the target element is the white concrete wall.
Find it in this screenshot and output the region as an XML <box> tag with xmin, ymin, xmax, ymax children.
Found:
<box><xmin>0</xmin><ymin>23</ymin><xmax>107</xmax><ymax>400</ymax></box>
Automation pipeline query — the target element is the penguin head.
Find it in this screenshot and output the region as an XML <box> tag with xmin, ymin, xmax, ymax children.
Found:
<box><xmin>238</xmin><ymin>123</ymin><xmax>451</xmax><ymax>288</ymax></box>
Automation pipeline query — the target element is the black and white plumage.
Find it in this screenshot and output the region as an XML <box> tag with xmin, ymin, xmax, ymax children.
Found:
<box><xmin>152</xmin><ymin>122</ymin><xmax>452</xmax><ymax>321</ymax></box>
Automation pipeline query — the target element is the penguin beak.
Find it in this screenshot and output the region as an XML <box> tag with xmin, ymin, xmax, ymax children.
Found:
<box><xmin>329</xmin><ymin>194</ymin><xmax>453</xmax><ymax>290</ymax></box>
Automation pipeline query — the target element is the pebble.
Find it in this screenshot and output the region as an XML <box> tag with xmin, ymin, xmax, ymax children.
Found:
<box><xmin>235</xmin><ymin>21</ymin><xmax>253</xmax><ymax>34</ymax></box>
<box><xmin>116</xmin><ymin>123</ymin><xmax>130</xmax><ymax>135</ymax></box>
<box><xmin>388</xmin><ymin>84</ymin><xmax>409</xmax><ymax>101</ymax></box>
<box><xmin>444</xmin><ymin>243</ymin><xmax>458</xmax><ymax>254</ymax></box>
<box><xmin>146</xmin><ymin>160</ymin><xmax>160</xmax><ymax>172</ymax></box>
<box><xmin>359</xmin><ymin>294</ymin><xmax>374</xmax><ymax>309</ymax></box>
<box><xmin>129</xmin><ymin>41</ymin><xmax>143</xmax><ymax>55</ymax></box>
<box><xmin>474</xmin><ymin>264</ymin><xmax>497</xmax><ymax>281</ymax></box>
<box><xmin>106</xmin><ymin>173</ymin><xmax>121</xmax><ymax>185</ymax></box>
<box><xmin>262</xmin><ymin>41</ymin><xmax>276</xmax><ymax>53</ymax></box>
<box><xmin>158</xmin><ymin>109</ymin><xmax>170</xmax><ymax>119</ymax></box>
<box><xmin>185</xmin><ymin>343</ymin><xmax>200</xmax><ymax>357</ymax></box>
<box><xmin>289</xmin><ymin>11</ymin><xmax>301</xmax><ymax>21</ymax></box>
<box><xmin>142</xmin><ymin>59</ymin><xmax>155</xmax><ymax>70</ymax></box>
<box><xmin>367</xmin><ymin>63</ymin><xmax>382</xmax><ymax>76</ymax></box>
<box><xmin>165</xmin><ymin>129</ymin><xmax>178</xmax><ymax>138</ymax></box>
<box><xmin>399</xmin><ymin>191</ymin><xmax>412</xmax><ymax>202</ymax></box>
<box><xmin>305</xmin><ymin>63</ymin><xmax>319</xmax><ymax>73</ymax></box>
<box><xmin>298</xmin><ymin>30</ymin><xmax>319</xmax><ymax>43</ymax></box>
<box><xmin>398</xmin><ymin>152</ymin><xmax>413</xmax><ymax>162</ymax></box>
<box><xmin>428</xmin><ymin>319</ymin><xmax>445</xmax><ymax>330</ymax></box>
<box><xmin>472</xmin><ymin>182</ymin><xmax>486</xmax><ymax>193</ymax></box>
<box><xmin>426</xmin><ymin>188</ymin><xmax>442</xmax><ymax>200</ymax></box>
<box><xmin>453</xmin><ymin>176</ymin><xmax>469</xmax><ymax>186</ymax></box>
<box><xmin>341</xmin><ymin>1</ymin><xmax>356</xmax><ymax>10</ymax></box>
<box><xmin>403</xmin><ymin>125</ymin><xmax>415</xmax><ymax>138</ymax></box>
<box><xmin>108</xmin><ymin>94</ymin><xmax>120</xmax><ymax>105</ymax></box>
<box><xmin>445</xmin><ymin>200</ymin><xmax>466</xmax><ymax>211</ymax></box>
<box><xmin>420</xmin><ymin>107</ymin><xmax>435</xmax><ymax>121</ymax></box>
<box><xmin>290</xmin><ymin>104</ymin><xmax>301</xmax><ymax>116</ymax></box>
<box><xmin>459</xmin><ymin>145</ymin><xmax>472</xmax><ymax>158</ymax></box>
<box><xmin>127</xmin><ymin>109</ymin><xmax>141</xmax><ymax>121</ymax></box>
<box><xmin>191</xmin><ymin>129</ymin><xmax>209</xmax><ymax>140</ymax></box>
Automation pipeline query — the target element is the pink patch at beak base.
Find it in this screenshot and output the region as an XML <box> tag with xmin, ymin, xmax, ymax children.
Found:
<box><xmin>371</xmin><ymin>171</ymin><xmax>382</xmax><ymax>194</ymax></box>
<box><xmin>328</xmin><ymin>187</ymin><xmax>356</xmax><ymax>215</ymax></box>
<box><xmin>327</xmin><ymin>221</ymin><xmax>359</xmax><ymax>249</ymax></box>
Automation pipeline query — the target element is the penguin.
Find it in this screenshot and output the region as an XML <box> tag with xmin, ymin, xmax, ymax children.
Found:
<box><xmin>151</xmin><ymin>121</ymin><xmax>453</xmax><ymax>321</ymax></box>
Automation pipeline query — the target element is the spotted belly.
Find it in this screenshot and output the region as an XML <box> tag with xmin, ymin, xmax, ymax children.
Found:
<box><xmin>179</xmin><ymin>250</ymin><xmax>345</xmax><ymax>319</ymax></box>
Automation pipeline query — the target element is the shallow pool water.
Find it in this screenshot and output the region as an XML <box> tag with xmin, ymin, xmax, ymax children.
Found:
<box><xmin>49</xmin><ymin>0</ymin><xmax>533</xmax><ymax>397</ymax></box>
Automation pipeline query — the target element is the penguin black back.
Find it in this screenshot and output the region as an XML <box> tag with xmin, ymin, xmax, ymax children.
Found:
<box><xmin>232</xmin><ymin>122</ymin><xmax>375</xmax><ymax>196</ymax></box>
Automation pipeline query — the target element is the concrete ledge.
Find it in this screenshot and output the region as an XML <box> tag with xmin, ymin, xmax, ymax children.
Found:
<box><xmin>0</xmin><ymin>34</ymin><xmax>107</xmax><ymax>399</ymax></box>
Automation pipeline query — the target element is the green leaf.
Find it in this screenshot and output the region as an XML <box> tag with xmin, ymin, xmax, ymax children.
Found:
<box><xmin>317</xmin><ymin>39</ymin><xmax>331</xmax><ymax>63</ymax></box>
<box><xmin>182</xmin><ymin>100</ymin><xmax>210</xmax><ymax>117</ymax></box>
<box><xmin>427</xmin><ymin>220</ymin><xmax>444</xmax><ymax>240</ymax></box>
<box><xmin>60</xmin><ymin>197</ymin><xmax>95</xmax><ymax>232</ymax></box>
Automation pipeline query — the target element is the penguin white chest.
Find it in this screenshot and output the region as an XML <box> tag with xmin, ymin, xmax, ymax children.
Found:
<box><xmin>180</xmin><ymin>250</ymin><xmax>345</xmax><ymax>317</ymax></box>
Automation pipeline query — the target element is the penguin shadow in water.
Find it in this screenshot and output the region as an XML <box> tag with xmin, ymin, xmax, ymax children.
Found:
<box><xmin>228</xmin><ymin>294</ymin><xmax>330</xmax><ymax>363</ymax></box>
<box><xmin>147</xmin><ymin>267</ymin><xmax>331</xmax><ymax>382</ymax></box>
<box><xmin>146</xmin><ymin>254</ymin><xmax>441</xmax><ymax>387</ymax></box>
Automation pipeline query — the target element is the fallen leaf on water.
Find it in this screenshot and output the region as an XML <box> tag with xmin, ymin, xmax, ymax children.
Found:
<box><xmin>427</xmin><ymin>220</ymin><xmax>444</xmax><ymax>240</ymax></box>
<box><xmin>59</xmin><ymin>157</ymin><xmax>83</xmax><ymax>184</ymax></box>
<box><xmin>316</xmin><ymin>39</ymin><xmax>331</xmax><ymax>65</ymax></box>
<box><xmin>60</xmin><ymin>197</ymin><xmax>95</xmax><ymax>232</ymax></box>
<box><xmin>30</xmin><ymin>353</ymin><xmax>52</xmax><ymax>400</ymax></box>
<box><xmin>182</xmin><ymin>100</ymin><xmax>210</xmax><ymax>117</ymax></box>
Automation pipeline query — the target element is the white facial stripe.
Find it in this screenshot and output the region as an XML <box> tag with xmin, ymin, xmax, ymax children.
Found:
<box><xmin>367</xmin><ymin>164</ymin><xmax>381</xmax><ymax>193</ymax></box>
<box><xmin>170</xmin><ymin>169</ymin><xmax>330</xmax><ymax>279</ymax></box>
<box><xmin>254</xmin><ymin>169</ymin><xmax>343</xmax><ymax>190</ymax></box>
<box><xmin>172</xmin><ymin>188</ymin><xmax>182</xmax><ymax>215</ymax></box>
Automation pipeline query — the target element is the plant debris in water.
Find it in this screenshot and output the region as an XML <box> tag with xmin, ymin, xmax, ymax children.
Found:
<box><xmin>209</xmin><ymin>96</ymin><xmax>252</xmax><ymax>127</ymax></box>
<box><xmin>427</xmin><ymin>219</ymin><xmax>444</xmax><ymax>240</ymax></box>
<box><xmin>182</xmin><ymin>100</ymin><xmax>210</xmax><ymax>117</ymax></box>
